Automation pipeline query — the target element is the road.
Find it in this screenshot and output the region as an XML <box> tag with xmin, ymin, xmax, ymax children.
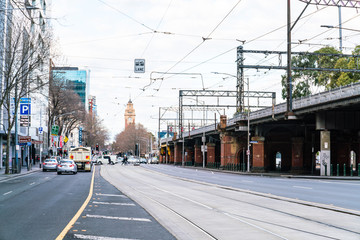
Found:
<box><xmin>0</xmin><ymin>170</ymin><xmax>91</xmax><ymax>240</ymax></box>
<box><xmin>101</xmin><ymin>164</ymin><xmax>360</xmax><ymax>240</ymax></box>
<box><xmin>0</xmin><ymin>166</ymin><xmax>175</xmax><ymax>240</ymax></box>
<box><xmin>143</xmin><ymin>164</ymin><xmax>360</xmax><ymax>211</ymax></box>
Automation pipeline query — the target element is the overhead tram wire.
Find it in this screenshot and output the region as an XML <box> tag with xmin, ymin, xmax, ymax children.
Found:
<box><xmin>140</xmin><ymin>0</ymin><xmax>175</xmax><ymax>57</ymax></box>
<box><xmin>96</xmin><ymin>0</ymin><xmax>155</xmax><ymax>31</ymax></box>
<box><xmin>164</xmin><ymin>6</ymin><xmax>328</xmax><ymax>79</ymax></box>
<box><xmin>152</xmin><ymin>0</ymin><xmax>243</xmax><ymax>92</ymax></box>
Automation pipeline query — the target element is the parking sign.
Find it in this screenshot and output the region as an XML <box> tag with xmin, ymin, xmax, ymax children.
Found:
<box><xmin>20</xmin><ymin>104</ymin><xmax>31</xmax><ymax>115</ymax></box>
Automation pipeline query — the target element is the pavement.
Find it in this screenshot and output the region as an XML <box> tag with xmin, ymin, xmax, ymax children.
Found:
<box><xmin>0</xmin><ymin>164</ymin><xmax>41</xmax><ymax>182</ymax></box>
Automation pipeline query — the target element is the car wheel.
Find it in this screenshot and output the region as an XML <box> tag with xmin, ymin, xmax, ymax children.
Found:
<box><xmin>57</xmin><ymin>172</ymin><xmax>61</xmax><ymax>175</ymax></box>
<box><xmin>98</xmin><ymin>161</ymin><xmax>102</xmax><ymax>165</ymax></box>
<box><xmin>43</xmin><ymin>169</ymin><xmax>46</xmax><ymax>172</ymax></box>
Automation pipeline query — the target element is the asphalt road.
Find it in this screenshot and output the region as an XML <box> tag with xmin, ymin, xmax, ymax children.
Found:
<box><xmin>143</xmin><ymin>164</ymin><xmax>360</xmax><ymax>211</ymax></box>
<box><xmin>102</xmin><ymin>164</ymin><xmax>360</xmax><ymax>240</ymax></box>
<box><xmin>0</xmin><ymin>170</ymin><xmax>91</xmax><ymax>240</ymax></box>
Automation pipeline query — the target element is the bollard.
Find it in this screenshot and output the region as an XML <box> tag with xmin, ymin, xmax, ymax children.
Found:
<box><xmin>351</xmin><ymin>164</ymin><xmax>353</xmax><ymax>177</ymax></box>
<box><xmin>337</xmin><ymin>164</ymin><xmax>339</xmax><ymax>176</ymax></box>
<box><xmin>325</xmin><ymin>164</ymin><xmax>327</xmax><ymax>176</ymax></box>
<box><xmin>344</xmin><ymin>163</ymin><xmax>346</xmax><ymax>176</ymax></box>
<box><xmin>330</xmin><ymin>164</ymin><xmax>333</xmax><ymax>176</ymax></box>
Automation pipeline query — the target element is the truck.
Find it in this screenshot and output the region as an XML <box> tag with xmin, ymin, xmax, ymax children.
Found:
<box><xmin>69</xmin><ymin>147</ymin><xmax>92</xmax><ymax>171</ymax></box>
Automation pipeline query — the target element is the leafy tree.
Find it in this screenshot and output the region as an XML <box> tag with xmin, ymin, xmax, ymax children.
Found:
<box><xmin>82</xmin><ymin>112</ymin><xmax>109</xmax><ymax>150</ymax></box>
<box><xmin>281</xmin><ymin>46</ymin><xmax>360</xmax><ymax>100</ymax></box>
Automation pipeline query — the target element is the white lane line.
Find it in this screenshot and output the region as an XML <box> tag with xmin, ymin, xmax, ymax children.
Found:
<box><xmin>241</xmin><ymin>180</ymin><xmax>254</xmax><ymax>183</ymax></box>
<box><xmin>74</xmin><ymin>233</ymin><xmax>138</xmax><ymax>240</ymax></box>
<box><xmin>30</xmin><ymin>182</ymin><xmax>35</xmax><ymax>185</ymax></box>
<box><xmin>95</xmin><ymin>193</ymin><xmax>127</xmax><ymax>198</ymax></box>
<box><xmin>86</xmin><ymin>214</ymin><xmax>151</xmax><ymax>222</ymax></box>
<box><xmin>3</xmin><ymin>191</ymin><xmax>13</xmax><ymax>195</ymax></box>
<box><xmin>92</xmin><ymin>201</ymin><xmax>135</xmax><ymax>206</ymax></box>
<box><xmin>293</xmin><ymin>185</ymin><xmax>313</xmax><ymax>190</ymax></box>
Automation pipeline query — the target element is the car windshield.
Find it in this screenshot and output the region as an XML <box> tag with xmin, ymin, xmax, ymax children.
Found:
<box><xmin>60</xmin><ymin>160</ymin><xmax>72</xmax><ymax>164</ymax></box>
<box><xmin>45</xmin><ymin>159</ymin><xmax>56</xmax><ymax>163</ymax></box>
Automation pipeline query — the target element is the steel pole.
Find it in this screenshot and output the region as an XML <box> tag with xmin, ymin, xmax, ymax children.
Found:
<box><xmin>247</xmin><ymin>77</ymin><xmax>250</xmax><ymax>172</ymax></box>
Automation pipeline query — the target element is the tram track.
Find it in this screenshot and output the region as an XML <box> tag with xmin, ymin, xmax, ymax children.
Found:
<box><xmin>101</xmin><ymin>165</ymin><xmax>360</xmax><ymax>240</ymax></box>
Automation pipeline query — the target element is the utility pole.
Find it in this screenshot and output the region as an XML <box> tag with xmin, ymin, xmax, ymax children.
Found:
<box><xmin>338</xmin><ymin>6</ymin><xmax>342</xmax><ymax>52</ymax></box>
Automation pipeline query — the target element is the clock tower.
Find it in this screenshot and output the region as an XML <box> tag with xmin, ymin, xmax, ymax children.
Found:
<box><xmin>124</xmin><ymin>99</ymin><xmax>135</xmax><ymax>128</ymax></box>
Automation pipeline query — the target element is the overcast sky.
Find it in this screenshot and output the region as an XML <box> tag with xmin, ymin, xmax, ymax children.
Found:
<box><xmin>49</xmin><ymin>0</ymin><xmax>360</xmax><ymax>142</ymax></box>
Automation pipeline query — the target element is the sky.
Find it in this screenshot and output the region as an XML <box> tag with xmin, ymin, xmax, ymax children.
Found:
<box><xmin>49</xmin><ymin>0</ymin><xmax>360</xmax><ymax>142</ymax></box>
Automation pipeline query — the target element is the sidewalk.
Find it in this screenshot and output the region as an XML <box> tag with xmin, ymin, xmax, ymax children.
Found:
<box><xmin>0</xmin><ymin>164</ymin><xmax>41</xmax><ymax>182</ymax></box>
<box><xmin>182</xmin><ymin>165</ymin><xmax>360</xmax><ymax>180</ymax></box>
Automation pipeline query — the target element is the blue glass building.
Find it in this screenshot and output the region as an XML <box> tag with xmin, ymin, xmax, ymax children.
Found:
<box><xmin>51</xmin><ymin>67</ymin><xmax>90</xmax><ymax>108</ymax></box>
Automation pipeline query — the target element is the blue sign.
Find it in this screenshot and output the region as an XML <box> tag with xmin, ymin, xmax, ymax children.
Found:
<box><xmin>20</xmin><ymin>98</ymin><xmax>31</xmax><ymax>103</ymax></box>
<box><xmin>39</xmin><ymin>127</ymin><xmax>43</xmax><ymax>134</ymax></box>
<box><xmin>20</xmin><ymin>104</ymin><xmax>31</xmax><ymax>115</ymax></box>
<box><xmin>79</xmin><ymin>127</ymin><xmax>83</xmax><ymax>145</ymax></box>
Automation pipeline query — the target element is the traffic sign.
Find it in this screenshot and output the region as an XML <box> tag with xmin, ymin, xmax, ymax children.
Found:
<box><xmin>134</xmin><ymin>59</ymin><xmax>145</xmax><ymax>73</ymax></box>
<box><xmin>20</xmin><ymin>103</ymin><xmax>31</xmax><ymax>115</ymax></box>
<box><xmin>51</xmin><ymin>125</ymin><xmax>59</xmax><ymax>136</ymax></box>
<box><xmin>38</xmin><ymin>127</ymin><xmax>43</xmax><ymax>134</ymax></box>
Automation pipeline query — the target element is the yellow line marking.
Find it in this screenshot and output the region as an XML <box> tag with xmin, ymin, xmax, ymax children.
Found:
<box><xmin>55</xmin><ymin>166</ymin><xmax>95</xmax><ymax>240</ymax></box>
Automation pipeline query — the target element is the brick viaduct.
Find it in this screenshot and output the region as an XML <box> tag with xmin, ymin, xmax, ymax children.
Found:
<box><xmin>159</xmin><ymin>83</ymin><xmax>360</xmax><ymax>176</ymax></box>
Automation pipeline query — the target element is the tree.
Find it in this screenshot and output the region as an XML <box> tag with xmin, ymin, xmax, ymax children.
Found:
<box><xmin>281</xmin><ymin>46</ymin><xmax>360</xmax><ymax>100</ymax></box>
<box><xmin>113</xmin><ymin>123</ymin><xmax>150</xmax><ymax>156</ymax></box>
<box><xmin>47</xmin><ymin>76</ymin><xmax>86</xmax><ymax>148</ymax></box>
<box><xmin>82</xmin><ymin>112</ymin><xmax>109</xmax><ymax>150</ymax></box>
<box><xmin>1</xmin><ymin>11</ymin><xmax>52</xmax><ymax>174</ymax></box>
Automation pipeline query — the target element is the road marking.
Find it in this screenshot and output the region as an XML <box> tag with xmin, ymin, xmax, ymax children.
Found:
<box><xmin>92</xmin><ymin>201</ymin><xmax>135</xmax><ymax>206</ymax></box>
<box><xmin>74</xmin><ymin>233</ymin><xmax>138</xmax><ymax>240</ymax></box>
<box><xmin>86</xmin><ymin>214</ymin><xmax>151</xmax><ymax>222</ymax></box>
<box><xmin>3</xmin><ymin>191</ymin><xmax>13</xmax><ymax>195</ymax></box>
<box><xmin>293</xmin><ymin>185</ymin><xmax>312</xmax><ymax>190</ymax></box>
<box><xmin>241</xmin><ymin>180</ymin><xmax>253</xmax><ymax>183</ymax></box>
<box><xmin>55</xmin><ymin>166</ymin><xmax>96</xmax><ymax>240</ymax></box>
<box><xmin>30</xmin><ymin>182</ymin><xmax>35</xmax><ymax>185</ymax></box>
<box><xmin>95</xmin><ymin>193</ymin><xmax>127</xmax><ymax>198</ymax></box>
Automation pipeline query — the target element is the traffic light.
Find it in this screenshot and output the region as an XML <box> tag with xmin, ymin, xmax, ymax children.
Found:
<box><xmin>96</xmin><ymin>144</ymin><xmax>99</xmax><ymax>151</ymax></box>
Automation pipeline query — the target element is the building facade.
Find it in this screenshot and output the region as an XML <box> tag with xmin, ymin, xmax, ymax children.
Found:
<box><xmin>0</xmin><ymin>0</ymin><xmax>50</xmax><ymax>170</ymax></box>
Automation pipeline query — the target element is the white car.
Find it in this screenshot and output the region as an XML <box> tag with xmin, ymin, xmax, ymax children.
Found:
<box><xmin>96</xmin><ymin>155</ymin><xmax>118</xmax><ymax>165</ymax></box>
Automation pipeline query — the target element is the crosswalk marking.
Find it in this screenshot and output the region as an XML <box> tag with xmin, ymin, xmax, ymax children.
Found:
<box><xmin>74</xmin><ymin>233</ymin><xmax>139</xmax><ymax>240</ymax></box>
<box><xmin>92</xmin><ymin>201</ymin><xmax>135</xmax><ymax>206</ymax></box>
<box><xmin>86</xmin><ymin>214</ymin><xmax>151</xmax><ymax>222</ymax></box>
<box><xmin>95</xmin><ymin>193</ymin><xmax>127</xmax><ymax>198</ymax></box>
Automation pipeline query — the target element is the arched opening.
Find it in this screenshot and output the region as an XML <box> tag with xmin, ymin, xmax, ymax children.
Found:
<box><xmin>350</xmin><ymin>150</ymin><xmax>356</xmax><ymax>172</ymax></box>
<box><xmin>275</xmin><ymin>152</ymin><xmax>281</xmax><ymax>171</ymax></box>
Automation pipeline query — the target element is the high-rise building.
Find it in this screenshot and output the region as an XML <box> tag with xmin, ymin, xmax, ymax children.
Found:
<box><xmin>124</xmin><ymin>99</ymin><xmax>136</xmax><ymax>128</ymax></box>
<box><xmin>0</xmin><ymin>0</ymin><xmax>50</xmax><ymax>170</ymax></box>
<box><xmin>51</xmin><ymin>67</ymin><xmax>90</xmax><ymax>109</ymax></box>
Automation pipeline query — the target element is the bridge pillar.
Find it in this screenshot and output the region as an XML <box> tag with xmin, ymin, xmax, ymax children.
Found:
<box><xmin>320</xmin><ymin>130</ymin><xmax>331</xmax><ymax>176</ymax></box>
<box><xmin>194</xmin><ymin>144</ymin><xmax>202</xmax><ymax>166</ymax></box>
<box><xmin>207</xmin><ymin>143</ymin><xmax>216</xmax><ymax>167</ymax></box>
<box><xmin>169</xmin><ymin>146</ymin><xmax>174</xmax><ymax>164</ymax></box>
<box><xmin>220</xmin><ymin>133</ymin><xmax>237</xmax><ymax>168</ymax></box>
<box><xmin>174</xmin><ymin>142</ymin><xmax>182</xmax><ymax>165</ymax></box>
<box><xmin>291</xmin><ymin>137</ymin><xmax>304</xmax><ymax>173</ymax></box>
<box><xmin>252</xmin><ymin>136</ymin><xmax>265</xmax><ymax>172</ymax></box>
<box><xmin>185</xmin><ymin>147</ymin><xmax>193</xmax><ymax>166</ymax></box>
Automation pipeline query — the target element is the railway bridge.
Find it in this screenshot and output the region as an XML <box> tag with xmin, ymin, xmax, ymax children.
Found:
<box><xmin>159</xmin><ymin>82</ymin><xmax>360</xmax><ymax>176</ymax></box>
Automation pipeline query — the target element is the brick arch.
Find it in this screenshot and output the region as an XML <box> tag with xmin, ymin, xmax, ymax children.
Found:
<box><xmin>265</xmin><ymin>127</ymin><xmax>293</xmax><ymax>172</ymax></box>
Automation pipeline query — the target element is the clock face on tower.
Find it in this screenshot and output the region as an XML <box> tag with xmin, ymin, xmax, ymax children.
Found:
<box><xmin>128</xmin><ymin>117</ymin><xmax>132</xmax><ymax>122</ymax></box>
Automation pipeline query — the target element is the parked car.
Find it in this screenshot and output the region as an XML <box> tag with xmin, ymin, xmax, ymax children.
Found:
<box><xmin>139</xmin><ymin>157</ymin><xmax>147</xmax><ymax>164</ymax></box>
<box><xmin>96</xmin><ymin>155</ymin><xmax>118</xmax><ymax>165</ymax></box>
<box><xmin>57</xmin><ymin>159</ymin><xmax>77</xmax><ymax>175</ymax></box>
<box><xmin>50</xmin><ymin>156</ymin><xmax>62</xmax><ymax>163</ymax></box>
<box><xmin>42</xmin><ymin>159</ymin><xmax>58</xmax><ymax>171</ymax></box>
<box><xmin>148</xmin><ymin>157</ymin><xmax>159</xmax><ymax>164</ymax></box>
